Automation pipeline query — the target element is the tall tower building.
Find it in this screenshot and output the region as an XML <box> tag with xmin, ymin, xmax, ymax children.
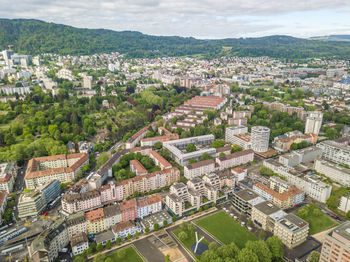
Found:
<box><xmin>320</xmin><ymin>221</ymin><xmax>350</xmax><ymax>262</ymax></box>
<box><xmin>305</xmin><ymin>111</ymin><xmax>323</xmax><ymax>135</ymax></box>
<box><xmin>251</xmin><ymin>126</ymin><xmax>270</xmax><ymax>153</ymax></box>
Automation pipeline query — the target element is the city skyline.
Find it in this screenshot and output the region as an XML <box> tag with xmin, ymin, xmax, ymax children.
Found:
<box><xmin>1</xmin><ymin>0</ymin><xmax>350</xmax><ymax>39</ymax></box>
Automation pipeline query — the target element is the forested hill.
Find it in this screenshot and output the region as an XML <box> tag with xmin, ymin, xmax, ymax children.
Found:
<box><xmin>1</xmin><ymin>18</ymin><xmax>350</xmax><ymax>59</ymax></box>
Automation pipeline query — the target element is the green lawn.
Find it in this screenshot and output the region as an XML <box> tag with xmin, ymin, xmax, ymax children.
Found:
<box><xmin>297</xmin><ymin>204</ymin><xmax>337</xmax><ymax>235</ymax></box>
<box><xmin>194</xmin><ymin>211</ymin><xmax>257</xmax><ymax>249</ymax></box>
<box><xmin>173</xmin><ymin>227</ymin><xmax>210</xmax><ymax>258</ymax></box>
<box><xmin>106</xmin><ymin>246</ymin><xmax>144</xmax><ymax>262</ymax></box>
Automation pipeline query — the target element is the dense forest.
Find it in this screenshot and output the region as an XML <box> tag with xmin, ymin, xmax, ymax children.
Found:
<box><xmin>2</xmin><ymin>19</ymin><xmax>350</xmax><ymax>59</ymax></box>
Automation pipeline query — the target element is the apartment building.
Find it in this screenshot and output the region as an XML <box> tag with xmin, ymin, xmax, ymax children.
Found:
<box><xmin>232</xmin><ymin>111</ymin><xmax>251</xmax><ymax>119</ymax></box>
<box><xmin>104</xmin><ymin>204</ymin><xmax>122</xmax><ymax>228</ymax></box>
<box><xmin>85</xmin><ymin>208</ymin><xmax>106</xmax><ymax>234</ymax></box>
<box><xmin>39</xmin><ymin>179</ymin><xmax>61</xmax><ymax>204</ymax></box>
<box><xmin>130</xmin><ymin>160</ymin><xmax>148</xmax><ymax>176</ymax></box>
<box><xmin>140</xmin><ymin>127</ymin><xmax>179</xmax><ymax>147</ymax></box>
<box><xmin>0</xmin><ymin>162</ymin><xmax>16</xmax><ymax>193</ymax></box>
<box><xmin>149</xmin><ymin>150</ymin><xmax>172</xmax><ymax>170</ymax></box>
<box><xmin>25</xmin><ymin>153</ymin><xmax>89</xmax><ymax>189</ymax></box>
<box><xmin>320</xmin><ymin>222</ymin><xmax>350</xmax><ymax>262</ymax></box>
<box><xmin>314</xmin><ymin>158</ymin><xmax>350</xmax><ymax>187</ymax></box>
<box><xmin>30</xmin><ymin>218</ymin><xmax>69</xmax><ymax>262</ymax></box>
<box><xmin>0</xmin><ymin>190</ymin><xmax>7</xmax><ymax>225</ymax></box>
<box><xmin>231</xmin><ymin>189</ymin><xmax>265</xmax><ymax>216</ymax></box>
<box><xmin>225</xmin><ymin>126</ymin><xmax>248</xmax><ymax>144</ymax></box>
<box><xmin>120</xmin><ymin>198</ymin><xmax>137</xmax><ymax>222</ymax></box>
<box><xmin>125</xmin><ymin>123</ymin><xmax>157</xmax><ymax>149</ymax></box>
<box><xmin>184</xmin><ymin>96</ymin><xmax>227</xmax><ymax>110</ymax></box>
<box><xmin>71</xmin><ymin>232</ymin><xmax>89</xmax><ymax>256</ymax></box>
<box><xmin>216</xmin><ymin>149</ymin><xmax>254</xmax><ymax>170</ymax></box>
<box><xmin>263</xmin><ymin>159</ymin><xmax>332</xmax><ymax>203</ymax></box>
<box><xmin>66</xmin><ymin>212</ymin><xmax>87</xmax><ymax>238</ymax></box>
<box><xmin>184</xmin><ymin>159</ymin><xmax>216</xmax><ymax>179</ymax></box>
<box><xmin>274</xmin><ymin>214</ymin><xmax>309</xmax><ymax>249</ymax></box>
<box><xmin>111</xmin><ymin>221</ymin><xmax>141</xmax><ymax>239</ymax></box>
<box><xmin>339</xmin><ymin>194</ymin><xmax>350</xmax><ymax>213</ymax></box>
<box><xmin>163</xmin><ymin>135</ymin><xmax>216</xmax><ymax>165</ymax></box>
<box><xmin>136</xmin><ymin>195</ymin><xmax>162</xmax><ymax>219</ymax></box>
<box><xmin>317</xmin><ymin>140</ymin><xmax>350</xmax><ymax>165</ymax></box>
<box><xmin>304</xmin><ymin>111</ymin><xmax>323</xmax><ymax>135</ymax></box>
<box><xmin>18</xmin><ymin>191</ymin><xmax>46</xmax><ymax>218</ymax></box>
<box><xmin>252</xmin><ymin>201</ymin><xmax>287</xmax><ymax>232</ymax></box>
<box><xmin>251</xmin><ymin>126</ymin><xmax>270</xmax><ymax>153</ymax></box>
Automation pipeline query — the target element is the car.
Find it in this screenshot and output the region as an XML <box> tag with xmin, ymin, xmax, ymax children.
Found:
<box><xmin>43</xmin><ymin>212</ymin><xmax>48</xmax><ymax>216</ymax></box>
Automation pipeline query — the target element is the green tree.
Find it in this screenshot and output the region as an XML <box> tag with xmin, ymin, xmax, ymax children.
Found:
<box><xmin>96</xmin><ymin>243</ymin><xmax>103</xmax><ymax>252</ymax></box>
<box><xmin>154</xmin><ymin>223</ymin><xmax>160</xmax><ymax>230</ymax></box>
<box><xmin>105</xmin><ymin>240</ymin><xmax>112</xmax><ymax>249</ymax></box>
<box><xmin>135</xmin><ymin>231</ymin><xmax>140</xmax><ymax>238</ymax></box>
<box><xmin>237</xmin><ymin>248</ymin><xmax>259</xmax><ymax>262</ymax></box>
<box><xmin>116</xmin><ymin>237</ymin><xmax>122</xmax><ymax>245</ymax></box>
<box><xmin>145</xmin><ymin>227</ymin><xmax>150</xmax><ymax>233</ymax></box>
<box><xmin>93</xmin><ymin>253</ymin><xmax>105</xmax><ymax>262</ymax></box>
<box><xmin>127</xmin><ymin>233</ymin><xmax>132</xmax><ymax>239</ymax></box>
<box><xmin>190</xmin><ymin>210</ymin><xmax>195</xmax><ymax>216</ymax></box>
<box><xmin>165</xmin><ymin>254</ymin><xmax>170</xmax><ymax>262</ymax></box>
<box><xmin>231</xmin><ymin>144</ymin><xmax>243</xmax><ymax>153</ymax></box>
<box><xmin>163</xmin><ymin>220</ymin><xmax>168</xmax><ymax>226</ymax></box>
<box><xmin>200</xmin><ymin>153</ymin><xmax>213</xmax><ymax>161</ymax></box>
<box><xmin>209</xmin><ymin>242</ymin><xmax>218</xmax><ymax>250</ymax></box>
<box><xmin>172</xmin><ymin>216</ymin><xmax>177</xmax><ymax>222</ymax></box>
<box><xmin>178</xmin><ymin>231</ymin><xmax>188</xmax><ymax>241</ymax></box>
<box><xmin>153</xmin><ymin>141</ymin><xmax>162</xmax><ymax>150</ymax></box>
<box><xmin>211</xmin><ymin>139</ymin><xmax>225</xmax><ymax>148</ymax></box>
<box><xmin>308</xmin><ymin>251</ymin><xmax>320</xmax><ymax>262</ymax></box>
<box><xmin>186</xmin><ymin>143</ymin><xmax>196</xmax><ymax>152</ymax></box>
<box><xmin>96</xmin><ymin>152</ymin><xmax>109</xmax><ymax>169</ymax></box>
<box><xmin>246</xmin><ymin>240</ymin><xmax>272</xmax><ymax>262</ymax></box>
<box><xmin>266</xmin><ymin>236</ymin><xmax>284</xmax><ymax>262</ymax></box>
<box><xmin>188</xmin><ymin>158</ymin><xmax>197</xmax><ymax>164</ymax></box>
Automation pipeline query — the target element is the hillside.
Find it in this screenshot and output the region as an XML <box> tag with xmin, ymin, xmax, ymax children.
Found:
<box><xmin>310</xmin><ymin>35</ymin><xmax>350</xmax><ymax>42</ymax></box>
<box><xmin>1</xmin><ymin>18</ymin><xmax>350</xmax><ymax>59</ymax></box>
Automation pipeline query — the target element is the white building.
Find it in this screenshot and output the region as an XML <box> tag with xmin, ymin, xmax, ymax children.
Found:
<box><xmin>314</xmin><ymin>158</ymin><xmax>350</xmax><ymax>187</ymax></box>
<box><xmin>305</xmin><ymin>111</ymin><xmax>323</xmax><ymax>135</ymax></box>
<box><xmin>225</xmin><ymin>126</ymin><xmax>248</xmax><ymax>143</ymax></box>
<box><xmin>251</xmin><ymin>126</ymin><xmax>270</xmax><ymax>153</ymax></box>
<box><xmin>317</xmin><ymin>140</ymin><xmax>350</xmax><ymax>165</ymax></box>
<box><xmin>71</xmin><ymin>232</ymin><xmax>89</xmax><ymax>256</ymax></box>
<box><xmin>339</xmin><ymin>194</ymin><xmax>350</xmax><ymax>213</ymax></box>
<box><xmin>184</xmin><ymin>159</ymin><xmax>216</xmax><ymax>179</ymax></box>
<box><xmin>0</xmin><ymin>162</ymin><xmax>16</xmax><ymax>193</ymax></box>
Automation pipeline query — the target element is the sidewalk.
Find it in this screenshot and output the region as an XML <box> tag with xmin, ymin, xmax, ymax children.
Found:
<box><xmin>88</xmin><ymin>207</ymin><xmax>219</xmax><ymax>260</ymax></box>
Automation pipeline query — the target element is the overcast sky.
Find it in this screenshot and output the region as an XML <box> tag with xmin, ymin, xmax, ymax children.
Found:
<box><xmin>1</xmin><ymin>0</ymin><xmax>350</xmax><ymax>39</ymax></box>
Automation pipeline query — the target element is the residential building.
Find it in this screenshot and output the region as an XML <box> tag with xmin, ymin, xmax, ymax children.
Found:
<box><xmin>130</xmin><ymin>160</ymin><xmax>148</xmax><ymax>176</ymax></box>
<box><xmin>120</xmin><ymin>198</ymin><xmax>137</xmax><ymax>222</ymax></box>
<box><xmin>111</xmin><ymin>221</ymin><xmax>141</xmax><ymax>239</ymax></box>
<box><xmin>231</xmin><ymin>167</ymin><xmax>247</xmax><ymax>182</ymax></box>
<box><xmin>0</xmin><ymin>162</ymin><xmax>16</xmax><ymax>193</ymax></box>
<box><xmin>320</xmin><ymin>221</ymin><xmax>350</xmax><ymax>262</ymax></box>
<box><xmin>314</xmin><ymin>158</ymin><xmax>350</xmax><ymax>187</ymax></box>
<box><xmin>149</xmin><ymin>150</ymin><xmax>172</xmax><ymax>170</ymax></box>
<box><xmin>305</xmin><ymin>111</ymin><xmax>323</xmax><ymax>135</ymax></box>
<box><xmin>62</xmin><ymin>190</ymin><xmax>102</xmax><ymax>214</ymax></box>
<box><xmin>104</xmin><ymin>204</ymin><xmax>122</xmax><ymax>228</ymax></box>
<box><xmin>184</xmin><ymin>96</ymin><xmax>227</xmax><ymax>110</ymax></box>
<box><xmin>225</xmin><ymin>126</ymin><xmax>248</xmax><ymax>144</ymax></box>
<box><xmin>85</xmin><ymin>208</ymin><xmax>106</xmax><ymax>234</ymax></box>
<box><xmin>251</xmin><ymin>126</ymin><xmax>270</xmax><ymax>153</ymax></box>
<box><xmin>317</xmin><ymin>140</ymin><xmax>350</xmax><ymax>165</ymax></box>
<box><xmin>125</xmin><ymin>123</ymin><xmax>157</xmax><ymax>149</ymax></box>
<box><xmin>252</xmin><ymin>201</ymin><xmax>308</xmax><ymax>248</ymax></box>
<box><xmin>184</xmin><ymin>159</ymin><xmax>216</xmax><ymax>179</ymax></box>
<box><xmin>136</xmin><ymin>195</ymin><xmax>162</xmax><ymax>219</ymax></box>
<box><xmin>71</xmin><ymin>232</ymin><xmax>89</xmax><ymax>256</ymax></box>
<box><xmin>29</xmin><ymin>218</ymin><xmax>69</xmax><ymax>262</ymax></box>
<box><xmin>263</xmin><ymin>159</ymin><xmax>332</xmax><ymax>203</ymax></box>
<box><xmin>66</xmin><ymin>212</ymin><xmax>87</xmax><ymax>238</ymax></box>
<box><xmin>274</xmin><ymin>214</ymin><xmax>309</xmax><ymax>249</ymax></box>
<box><xmin>18</xmin><ymin>191</ymin><xmax>46</xmax><ymax>218</ymax></box>
<box><xmin>163</xmin><ymin>135</ymin><xmax>216</xmax><ymax>165</ymax></box>
<box><xmin>231</xmin><ymin>189</ymin><xmax>265</xmax><ymax>216</ymax></box>
<box><xmin>0</xmin><ymin>190</ymin><xmax>7</xmax><ymax>225</ymax></box>
<box><xmin>39</xmin><ymin>179</ymin><xmax>61</xmax><ymax>204</ymax></box>
<box><xmin>216</xmin><ymin>149</ymin><xmax>254</xmax><ymax>170</ymax></box>
<box><xmin>339</xmin><ymin>194</ymin><xmax>350</xmax><ymax>213</ymax></box>
<box><xmin>25</xmin><ymin>153</ymin><xmax>89</xmax><ymax>189</ymax></box>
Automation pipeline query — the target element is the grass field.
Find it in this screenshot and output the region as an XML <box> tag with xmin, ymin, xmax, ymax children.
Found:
<box><xmin>297</xmin><ymin>205</ymin><xmax>337</xmax><ymax>235</ymax></box>
<box><xmin>106</xmin><ymin>246</ymin><xmax>144</xmax><ymax>262</ymax></box>
<box><xmin>194</xmin><ymin>211</ymin><xmax>257</xmax><ymax>249</ymax></box>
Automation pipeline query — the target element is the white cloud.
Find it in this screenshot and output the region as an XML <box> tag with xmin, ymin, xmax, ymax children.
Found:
<box><xmin>0</xmin><ymin>0</ymin><xmax>350</xmax><ymax>38</ymax></box>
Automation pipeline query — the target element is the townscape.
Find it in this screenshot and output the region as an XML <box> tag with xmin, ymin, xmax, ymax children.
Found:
<box><xmin>0</xmin><ymin>42</ymin><xmax>350</xmax><ymax>262</ymax></box>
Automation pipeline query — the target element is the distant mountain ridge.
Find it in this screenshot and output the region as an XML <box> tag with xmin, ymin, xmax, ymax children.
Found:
<box><xmin>310</xmin><ymin>35</ymin><xmax>350</xmax><ymax>42</ymax></box>
<box><xmin>1</xmin><ymin>18</ymin><xmax>350</xmax><ymax>59</ymax></box>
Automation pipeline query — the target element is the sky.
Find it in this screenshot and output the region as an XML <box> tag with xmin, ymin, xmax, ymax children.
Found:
<box><xmin>1</xmin><ymin>0</ymin><xmax>350</xmax><ymax>39</ymax></box>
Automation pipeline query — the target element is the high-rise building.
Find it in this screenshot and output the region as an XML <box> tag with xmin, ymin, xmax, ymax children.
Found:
<box><xmin>251</xmin><ymin>126</ymin><xmax>270</xmax><ymax>153</ymax></box>
<box><xmin>320</xmin><ymin>221</ymin><xmax>350</xmax><ymax>262</ymax></box>
<box><xmin>305</xmin><ymin>111</ymin><xmax>323</xmax><ymax>135</ymax></box>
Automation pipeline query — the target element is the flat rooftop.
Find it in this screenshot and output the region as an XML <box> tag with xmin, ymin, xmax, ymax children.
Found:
<box><xmin>254</xmin><ymin>201</ymin><xmax>280</xmax><ymax>215</ymax></box>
